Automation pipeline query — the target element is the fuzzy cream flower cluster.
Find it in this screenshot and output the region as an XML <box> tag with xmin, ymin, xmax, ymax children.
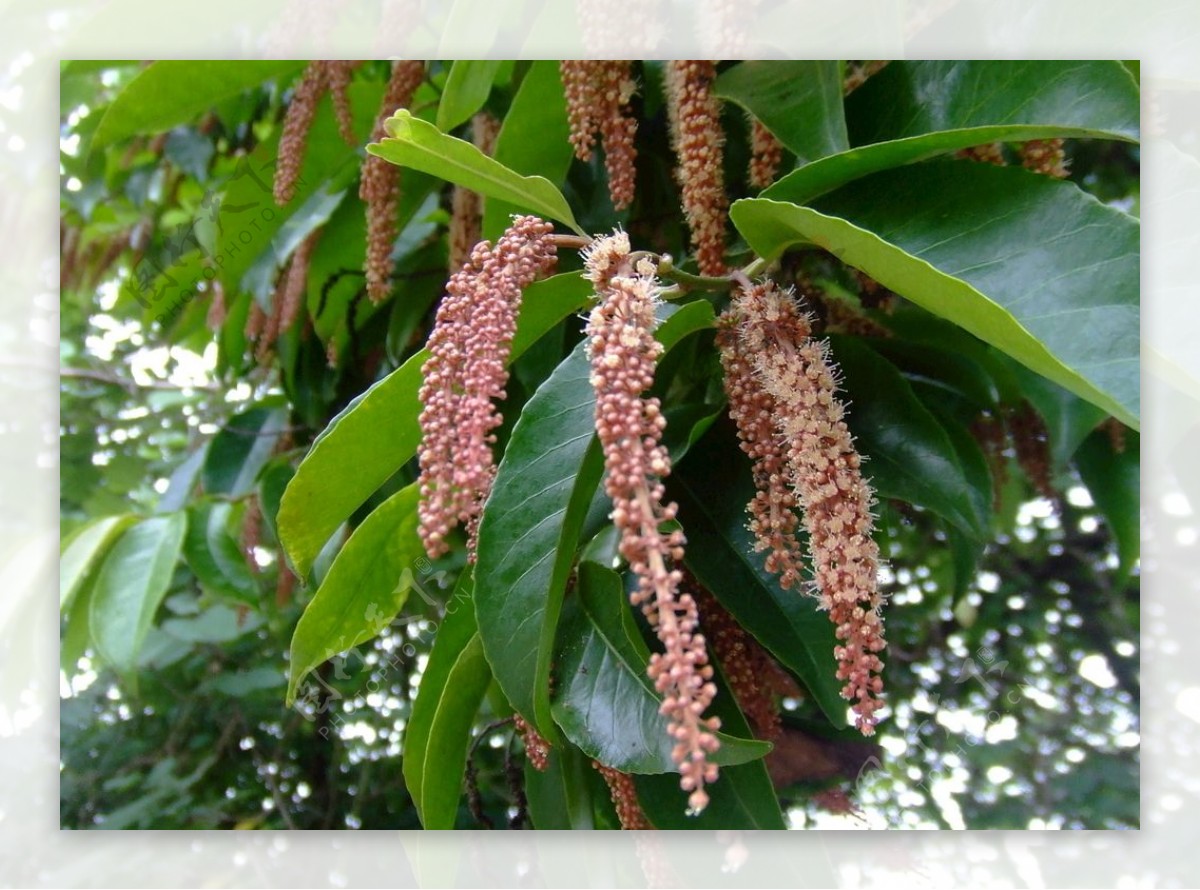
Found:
<box><xmin>584</xmin><ymin>232</ymin><xmax>721</xmax><ymax>813</ymax></box>
<box><xmin>721</xmin><ymin>280</ymin><xmax>886</xmax><ymax>735</ymax></box>
<box><xmin>416</xmin><ymin>215</ymin><xmax>557</xmax><ymax>560</ymax></box>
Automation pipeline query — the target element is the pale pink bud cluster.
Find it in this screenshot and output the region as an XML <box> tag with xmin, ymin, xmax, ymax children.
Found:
<box><xmin>584</xmin><ymin>233</ymin><xmax>720</xmax><ymax>814</ymax></box>
<box><xmin>664</xmin><ymin>60</ymin><xmax>728</xmax><ymax>277</ymax></box>
<box><xmin>726</xmin><ymin>280</ymin><xmax>886</xmax><ymax>735</ymax></box>
<box><xmin>276</xmin><ymin>61</ymin><xmax>361</xmax><ymax>206</ymax></box>
<box><xmin>417</xmin><ymin>216</ymin><xmax>557</xmax><ymax>560</ymax></box>
<box><xmin>956</xmin><ymin>142</ymin><xmax>1006</xmax><ymax>166</ymax></box>
<box><xmin>448</xmin><ymin>112</ymin><xmax>500</xmax><ymax>275</ymax></box>
<box><xmin>560</xmin><ymin>61</ymin><xmax>639</xmax><ymax>211</ymax></box>
<box><xmin>747</xmin><ymin>117</ymin><xmax>782</xmax><ymax>190</ymax></box>
<box><xmin>361</xmin><ymin>60</ymin><xmax>426</xmax><ymax>304</ymax></box>
<box><xmin>1020</xmin><ymin>138</ymin><xmax>1069</xmax><ymax>178</ymax></box>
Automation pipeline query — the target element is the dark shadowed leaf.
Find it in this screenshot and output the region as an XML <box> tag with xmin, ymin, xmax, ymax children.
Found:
<box><xmin>766</xmin><ymin>60</ymin><xmax>1139</xmax><ymax>204</ymax></box>
<box><xmin>1075</xmin><ymin>428</ymin><xmax>1140</xmax><ymax>577</ymax></box>
<box><xmin>201</xmin><ymin>405</ymin><xmax>288</xmax><ymax>497</ymax></box>
<box><xmin>403</xmin><ymin>571</ymin><xmax>491</xmax><ymax>829</ymax></box>
<box><xmin>715</xmin><ymin>61</ymin><xmax>847</xmax><ymax>164</ymax></box>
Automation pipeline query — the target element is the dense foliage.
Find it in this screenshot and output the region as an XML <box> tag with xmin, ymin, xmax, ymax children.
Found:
<box><xmin>60</xmin><ymin>59</ymin><xmax>1140</xmax><ymax>829</ymax></box>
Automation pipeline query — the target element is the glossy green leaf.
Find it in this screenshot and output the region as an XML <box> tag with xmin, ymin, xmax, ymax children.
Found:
<box><xmin>436</xmin><ymin>60</ymin><xmax>503</xmax><ymax>132</ymax></box>
<box><xmin>91</xmin><ymin>61</ymin><xmax>305</xmax><ymax>148</ymax></box>
<box><xmin>552</xmin><ymin>562</ymin><xmax>770</xmax><ymax>773</ymax></box>
<box><xmin>1075</xmin><ymin>428</ymin><xmax>1140</xmax><ymax>577</ymax></box>
<box><xmin>474</xmin><ymin>302</ymin><xmax>715</xmax><ymax>736</ymax></box>
<box><xmin>182</xmin><ymin>503</ymin><xmax>258</xmax><ymax>602</ymax></box>
<box><xmin>766</xmin><ymin>60</ymin><xmax>1139</xmax><ymax>205</ymax></box>
<box><xmin>88</xmin><ymin>513</ymin><xmax>188</xmax><ymax>678</ymax></box>
<box><xmin>286</xmin><ymin>483</ymin><xmax>424</xmax><ymax>704</ymax></box>
<box><xmin>671</xmin><ymin>422</ymin><xmax>846</xmax><ymax>725</ymax></box>
<box><xmin>474</xmin><ymin>340</ymin><xmax>604</xmax><ymax>737</ymax></box>
<box><xmin>201</xmin><ymin>405</ymin><xmax>288</xmax><ymax>497</ymax></box>
<box><xmin>60</xmin><ymin>515</ymin><xmax>136</xmax><ymax>610</ymax></box>
<box><xmin>404</xmin><ymin>571</ymin><xmax>492</xmax><ymax>829</ymax></box>
<box><xmin>733</xmin><ymin>161</ymin><xmax>1140</xmax><ymax>428</ymax></box>
<box><xmin>523</xmin><ymin>741</ymin><xmax>599</xmax><ymax>829</ymax></box>
<box><xmin>830</xmin><ymin>336</ymin><xmax>990</xmax><ymax>539</ymax></box>
<box><xmin>278</xmin><ymin>271</ymin><xmax>592</xmax><ymax>577</ymax></box>
<box><xmin>370</xmin><ymin>109</ymin><xmax>584</xmax><ymax>234</ymax></box>
<box><xmin>714</xmin><ymin>61</ymin><xmax>847</xmax><ymax>164</ymax></box>
<box><xmin>483</xmin><ymin>60</ymin><xmax>574</xmax><ymax>240</ymax></box>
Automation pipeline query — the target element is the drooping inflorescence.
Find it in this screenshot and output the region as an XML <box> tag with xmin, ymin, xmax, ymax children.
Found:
<box><xmin>664</xmin><ymin>60</ymin><xmax>728</xmax><ymax>277</ymax></box>
<box><xmin>716</xmin><ymin>312</ymin><xmax>807</xmax><ymax>591</ymax></box>
<box><xmin>584</xmin><ymin>232</ymin><xmax>721</xmax><ymax>813</ymax></box>
<box><xmin>416</xmin><ymin>215</ymin><xmax>557</xmax><ymax>560</ymax></box>
<box><xmin>721</xmin><ymin>280</ymin><xmax>886</xmax><ymax>735</ymax></box>
<box><xmin>594</xmin><ymin>762</ymin><xmax>653</xmax><ymax>829</ymax></box>
<box><xmin>747</xmin><ymin>116</ymin><xmax>782</xmax><ymax>190</ymax></box>
<box><xmin>361</xmin><ymin>60</ymin><xmax>426</xmax><ymax>304</ymax></box>
<box><xmin>560</xmin><ymin>61</ymin><xmax>639</xmax><ymax>210</ymax></box>
<box><xmin>448</xmin><ymin>112</ymin><xmax>500</xmax><ymax>275</ymax></box>
<box><xmin>276</xmin><ymin>61</ymin><xmax>361</xmax><ymax>207</ymax></box>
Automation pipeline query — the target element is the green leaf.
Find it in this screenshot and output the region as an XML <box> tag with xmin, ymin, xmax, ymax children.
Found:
<box><xmin>474</xmin><ymin>341</ymin><xmax>605</xmax><ymax>738</ymax></box>
<box><xmin>474</xmin><ymin>301</ymin><xmax>715</xmax><ymax>737</ymax></box>
<box><xmin>733</xmin><ymin>161</ymin><xmax>1140</xmax><ymax>429</ymax></box>
<box><xmin>766</xmin><ymin>60</ymin><xmax>1139</xmax><ymax>204</ymax></box>
<box><xmin>60</xmin><ymin>515</ymin><xmax>136</xmax><ymax>610</ymax></box>
<box><xmin>671</xmin><ymin>422</ymin><xmax>847</xmax><ymax>724</ymax></box>
<box><xmin>403</xmin><ymin>570</ymin><xmax>492</xmax><ymax>829</ymax></box>
<box><xmin>1008</xmin><ymin>361</ymin><xmax>1108</xmax><ymax>471</ymax></box>
<box><xmin>182</xmin><ymin>503</ymin><xmax>258</xmax><ymax>602</ymax></box>
<box><xmin>88</xmin><ymin>513</ymin><xmax>188</xmax><ymax>679</ymax></box>
<box><xmin>1075</xmin><ymin>428</ymin><xmax>1140</xmax><ymax>577</ymax></box>
<box><xmin>91</xmin><ymin>61</ymin><xmax>305</xmax><ymax>148</ymax></box>
<box><xmin>201</xmin><ymin>405</ymin><xmax>288</xmax><ymax>497</ymax></box>
<box><xmin>279</xmin><ymin>271</ymin><xmax>592</xmax><ymax>577</ymax></box>
<box><xmin>523</xmin><ymin>741</ymin><xmax>599</xmax><ymax>829</ymax></box>
<box><xmin>286</xmin><ymin>483</ymin><xmax>424</xmax><ymax>704</ymax></box>
<box><xmin>483</xmin><ymin>60</ymin><xmax>574</xmax><ymax>240</ymax></box>
<box><xmin>868</xmin><ymin>339</ymin><xmax>999</xmax><ymax>410</ymax></box>
<box><xmin>830</xmin><ymin>336</ymin><xmax>990</xmax><ymax>539</ymax></box>
<box><xmin>436</xmin><ymin>60</ymin><xmax>503</xmax><ymax>132</ymax></box>
<box><xmin>714</xmin><ymin>61</ymin><xmax>847</xmax><ymax>164</ymax></box>
<box><xmin>551</xmin><ymin>562</ymin><xmax>771</xmax><ymax>773</ymax></box>
<box><xmin>369</xmin><ymin>109</ymin><xmax>584</xmax><ymax>234</ymax></box>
